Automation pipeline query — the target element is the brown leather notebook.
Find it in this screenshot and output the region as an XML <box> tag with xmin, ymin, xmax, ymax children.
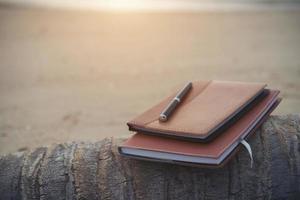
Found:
<box><xmin>128</xmin><ymin>80</ymin><xmax>267</xmax><ymax>142</ymax></box>
<box><xmin>119</xmin><ymin>90</ymin><xmax>280</xmax><ymax>167</ymax></box>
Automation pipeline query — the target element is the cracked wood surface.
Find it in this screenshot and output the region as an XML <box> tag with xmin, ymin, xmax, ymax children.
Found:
<box><xmin>1</xmin><ymin>115</ymin><xmax>300</xmax><ymax>200</ymax></box>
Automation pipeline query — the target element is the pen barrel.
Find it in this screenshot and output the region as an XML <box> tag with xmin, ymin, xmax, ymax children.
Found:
<box><xmin>177</xmin><ymin>82</ymin><xmax>192</xmax><ymax>99</ymax></box>
<box><xmin>159</xmin><ymin>99</ymin><xmax>180</xmax><ymax>122</ymax></box>
<box><xmin>159</xmin><ymin>82</ymin><xmax>192</xmax><ymax>122</ymax></box>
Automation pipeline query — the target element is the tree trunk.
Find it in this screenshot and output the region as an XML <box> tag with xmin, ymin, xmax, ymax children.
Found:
<box><xmin>1</xmin><ymin>115</ymin><xmax>300</xmax><ymax>200</ymax></box>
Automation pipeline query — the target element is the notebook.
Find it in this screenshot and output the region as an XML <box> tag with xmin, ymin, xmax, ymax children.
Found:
<box><xmin>127</xmin><ymin>80</ymin><xmax>267</xmax><ymax>142</ymax></box>
<box><xmin>119</xmin><ymin>89</ymin><xmax>280</xmax><ymax>167</ymax></box>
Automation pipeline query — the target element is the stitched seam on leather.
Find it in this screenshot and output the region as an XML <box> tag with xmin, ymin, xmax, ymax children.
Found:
<box><xmin>143</xmin><ymin>80</ymin><xmax>212</xmax><ymax>126</ymax></box>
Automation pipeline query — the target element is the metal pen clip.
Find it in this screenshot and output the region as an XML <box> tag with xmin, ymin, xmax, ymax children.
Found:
<box><xmin>159</xmin><ymin>82</ymin><xmax>193</xmax><ymax>122</ymax></box>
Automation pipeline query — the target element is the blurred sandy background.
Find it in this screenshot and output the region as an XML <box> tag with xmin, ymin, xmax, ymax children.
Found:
<box><xmin>0</xmin><ymin>1</ymin><xmax>300</xmax><ymax>154</ymax></box>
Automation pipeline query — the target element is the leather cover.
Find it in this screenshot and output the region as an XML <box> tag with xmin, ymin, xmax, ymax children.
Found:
<box><xmin>120</xmin><ymin>90</ymin><xmax>280</xmax><ymax>167</ymax></box>
<box><xmin>128</xmin><ymin>80</ymin><xmax>266</xmax><ymax>141</ymax></box>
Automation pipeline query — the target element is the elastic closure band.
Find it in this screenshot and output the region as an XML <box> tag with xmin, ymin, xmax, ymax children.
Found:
<box><xmin>240</xmin><ymin>139</ymin><xmax>253</xmax><ymax>168</ymax></box>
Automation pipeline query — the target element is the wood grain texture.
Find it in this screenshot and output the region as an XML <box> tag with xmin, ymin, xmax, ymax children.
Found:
<box><xmin>1</xmin><ymin>115</ymin><xmax>300</xmax><ymax>200</ymax></box>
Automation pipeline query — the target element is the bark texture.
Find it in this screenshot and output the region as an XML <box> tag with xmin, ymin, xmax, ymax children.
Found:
<box><xmin>1</xmin><ymin>115</ymin><xmax>300</xmax><ymax>200</ymax></box>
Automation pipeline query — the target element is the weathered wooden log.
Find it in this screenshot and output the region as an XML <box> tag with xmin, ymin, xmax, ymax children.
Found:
<box><xmin>1</xmin><ymin>115</ymin><xmax>300</xmax><ymax>200</ymax></box>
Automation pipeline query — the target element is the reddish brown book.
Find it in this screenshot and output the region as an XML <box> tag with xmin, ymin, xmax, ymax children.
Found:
<box><xmin>119</xmin><ymin>90</ymin><xmax>280</xmax><ymax>167</ymax></box>
<box><xmin>127</xmin><ymin>81</ymin><xmax>267</xmax><ymax>142</ymax></box>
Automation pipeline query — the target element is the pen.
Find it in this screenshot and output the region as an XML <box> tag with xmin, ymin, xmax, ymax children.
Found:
<box><xmin>159</xmin><ymin>82</ymin><xmax>193</xmax><ymax>122</ymax></box>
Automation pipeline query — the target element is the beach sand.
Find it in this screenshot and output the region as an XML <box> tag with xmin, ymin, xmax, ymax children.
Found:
<box><xmin>0</xmin><ymin>6</ymin><xmax>300</xmax><ymax>154</ymax></box>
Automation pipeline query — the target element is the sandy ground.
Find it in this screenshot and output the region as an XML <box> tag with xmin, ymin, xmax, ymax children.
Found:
<box><xmin>0</xmin><ymin>6</ymin><xmax>300</xmax><ymax>154</ymax></box>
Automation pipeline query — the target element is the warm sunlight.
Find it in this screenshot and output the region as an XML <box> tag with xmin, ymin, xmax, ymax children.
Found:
<box><xmin>0</xmin><ymin>1</ymin><xmax>300</xmax><ymax>198</ymax></box>
<box><xmin>2</xmin><ymin>0</ymin><xmax>198</xmax><ymax>10</ymax></box>
<box><xmin>4</xmin><ymin>0</ymin><xmax>299</xmax><ymax>11</ymax></box>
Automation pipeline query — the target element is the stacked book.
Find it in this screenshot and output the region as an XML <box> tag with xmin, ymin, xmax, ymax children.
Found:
<box><xmin>119</xmin><ymin>80</ymin><xmax>281</xmax><ymax>167</ymax></box>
